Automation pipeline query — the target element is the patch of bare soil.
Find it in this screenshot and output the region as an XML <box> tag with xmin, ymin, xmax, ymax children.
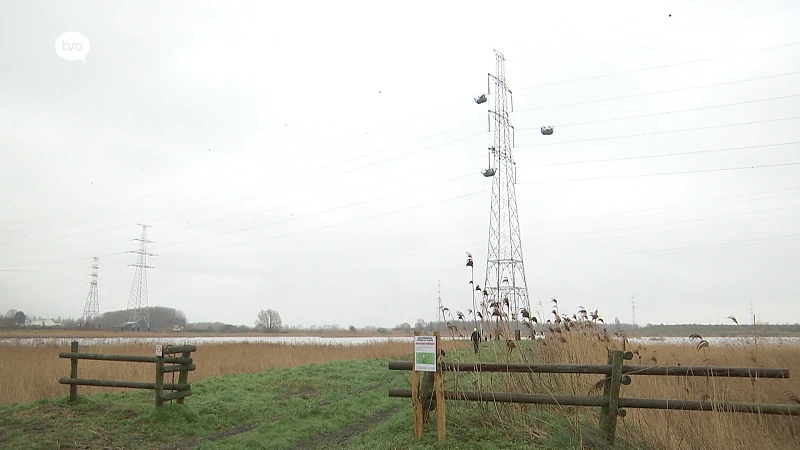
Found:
<box><xmin>289</xmin><ymin>404</ymin><xmax>404</xmax><ymax>450</ymax></box>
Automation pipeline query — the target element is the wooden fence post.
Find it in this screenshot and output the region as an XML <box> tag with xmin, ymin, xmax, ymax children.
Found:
<box><xmin>434</xmin><ymin>331</ymin><xmax>446</xmax><ymax>442</ymax></box>
<box><xmin>599</xmin><ymin>350</ymin><xmax>624</xmax><ymax>445</ymax></box>
<box><xmin>69</xmin><ymin>341</ymin><xmax>78</xmax><ymax>402</ymax></box>
<box><xmin>155</xmin><ymin>347</ymin><xmax>164</xmax><ymax>407</ymax></box>
<box><xmin>411</xmin><ymin>331</ymin><xmax>423</xmax><ymax>439</ymax></box>
<box><xmin>176</xmin><ymin>350</ymin><xmax>192</xmax><ymax>405</ymax></box>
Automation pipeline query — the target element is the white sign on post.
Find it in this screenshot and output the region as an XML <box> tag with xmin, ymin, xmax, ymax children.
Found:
<box><xmin>414</xmin><ymin>335</ymin><xmax>437</xmax><ymax>372</ymax></box>
<box><xmin>155</xmin><ymin>345</ymin><xmax>163</xmax><ymax>357</ymax></box>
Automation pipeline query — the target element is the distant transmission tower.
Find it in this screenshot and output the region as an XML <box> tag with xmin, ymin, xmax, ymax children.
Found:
<box><xmin>80</xmin><ymin>257</ymin><xmax>100</xmax><ymax>324</ymax></box>
<box><xmin>631</xmin><ymin>293</ymin><xmax>636</xmax><ymax>326</ymax></box>
<box><xmin>436</xmin><ymin>280</ymin><xmax>443</xmax><ymax>328</ymax></box>
<box><xmin>126</xmin><ymin>224</ymin><xmax>155</xmax><ymax>330</ymax></box>
<box><xmin>478</xmin><ymin>50</ymin><xmax>529</xmax><ymax>340</ymax></box>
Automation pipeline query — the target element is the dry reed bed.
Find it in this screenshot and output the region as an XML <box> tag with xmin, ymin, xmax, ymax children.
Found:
<box><xmin>458</xmin><ymin>331</ymin><xmax>800</xmax><ymax>450</ymax></box>
<box><xmin>0</xmin><ymin>329</ymin><xmax>410</xmax><ymax>339</ymax></box>
<box><xmin>0</xmin><ymin>341</ymin><xmax>418</xmax><ymax>405</ymax></box>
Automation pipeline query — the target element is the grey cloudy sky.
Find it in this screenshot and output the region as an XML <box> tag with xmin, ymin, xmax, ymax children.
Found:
<box><xmin>1</xmin><ymin>0</ymin><xmax>799</xmax><ymax>328</ymax></box>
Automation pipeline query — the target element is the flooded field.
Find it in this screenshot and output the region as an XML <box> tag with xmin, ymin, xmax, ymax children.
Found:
<box><xmin>627</xmin><ymin>336</ymin><xmax>800</xmax><ymax>346</ymax></box>
<box><xmin>0</xmin><ymin>335</ymin><xmax>415</xmax><ymax>347</ymax></box>
<box><xmin>1</xmin><ymin>335</ymin><xmax>798</xmax><ymax>346</ymax></box>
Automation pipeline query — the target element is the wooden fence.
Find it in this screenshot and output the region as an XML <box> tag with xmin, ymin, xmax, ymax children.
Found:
<box><xmin>58</xmin><ymin>341</ymin><xmax>197</xmax><ymax>407</ymax></box>
<box><xmin>389</xmin><ymin>348</ymin><xmax>799</xmax><ymax>445</ymax></box>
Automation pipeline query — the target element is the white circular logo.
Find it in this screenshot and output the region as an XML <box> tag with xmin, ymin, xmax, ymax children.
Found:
<box><xmin>55</xmin><ymin>31</ymin><xmax>90</xmax><ymax>62</ymax></box>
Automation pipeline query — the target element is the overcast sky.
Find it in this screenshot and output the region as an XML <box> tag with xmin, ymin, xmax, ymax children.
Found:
<box><xmin>1</xmin><ymin>0</ymin><xmax>799</xmax><ymax>328</ymax></box>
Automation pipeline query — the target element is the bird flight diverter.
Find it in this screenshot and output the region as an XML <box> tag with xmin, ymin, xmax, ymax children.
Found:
<box><xmin>541</xmin><ymin>125</ymin><xmax>554</xmax><ymax>135</ymax></box>
<box><xmin>474</xmin><ymin>94</ymin><xmax>487</xmax><ymax>104</ymax></box>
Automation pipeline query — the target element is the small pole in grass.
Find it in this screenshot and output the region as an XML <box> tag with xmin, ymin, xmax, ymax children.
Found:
<box><xmin>69</xmin><ymin>341</ymin><xmax>78</xmax><ymax>402</ymax></box>
<box><xmin>411</xmin><ymin>331</ymin><xmax>423</xmax><ymax>439</ymax></box>
<box><xmin>155</xmin><ymin>345</ymin><xmax>164</xmax><ymax>407</ymax></box>
<box><xmin>176</xmin><ymin>349</ymin><xmax>192</xmax><ymax>405</ymax></box>
<box><xmin>434</xmin><ymin>331</ymin><xmax>446</xmax><ymax>441</ymax></box>
<box><xmin>599</xmin><ymin>350</ymin><xmax>624</xmax><ymax>445</ymax></box>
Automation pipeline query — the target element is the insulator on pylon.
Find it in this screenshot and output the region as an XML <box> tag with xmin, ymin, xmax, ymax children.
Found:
<box><xmin>482</xmin><ymin>168</ymin><xmax>496</xmax><ymax>177</ymax></box>
<box><xmin>541</xmin><ymin>126</ymin><xmax>554</xmax><ymax>135</ymax></box>
<box><xmin>474</xmin><ymin>94</ymin><xmax>487</xmax><ymax>104</ymax></box>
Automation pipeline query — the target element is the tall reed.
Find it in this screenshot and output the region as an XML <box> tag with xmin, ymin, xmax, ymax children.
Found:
<box><xmin>0</xmin><ymin>341</ymin><xmax>413</xmax><ymax>405</ymax></box>
<box><xmin>438</xmin><ymin>297</ymin><xmax>800</xmax><ymax>449</ymax></box>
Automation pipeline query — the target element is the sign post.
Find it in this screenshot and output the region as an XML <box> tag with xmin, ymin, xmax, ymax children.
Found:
<box><xmin>411</xmin><ymin>331</ymin><xmax>423</xmax><ymax>438</ymax></box>
<box><xmin>411</xmin><ymin>332</ymin><xmax>446</xmax><ymax>441</ymax></box>
<box><xmin>434</xmin><ymin>331</ymin><xmax>446</xmax><ymax>441</ymax></box>
<box><xmin>414</xmin><ymin>335</ymin><xmax>437</xmax><ymax>372</ymax></box>
<box><xmin>154</xmin><ymin>345</ymin><xmax>164</xmax><ymax>406</ymax></box>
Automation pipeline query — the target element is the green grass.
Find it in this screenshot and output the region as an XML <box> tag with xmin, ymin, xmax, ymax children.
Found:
<box><xmin>0</xmin><ymin>356</ymin><xmax>651</xmax><ymax>449</ymax></box>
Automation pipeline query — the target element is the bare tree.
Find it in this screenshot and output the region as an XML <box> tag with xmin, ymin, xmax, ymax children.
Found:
<box><xmin>256</xmin><ymin>309</ymin><xmax>282</xmax><ymax>333</ymax></box>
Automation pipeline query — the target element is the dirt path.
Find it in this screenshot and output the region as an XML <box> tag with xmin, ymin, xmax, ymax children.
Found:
<box><xmin>288</xmin><ymin>404</ymin><xmax>405</xmax><ymax>450</ymax></box>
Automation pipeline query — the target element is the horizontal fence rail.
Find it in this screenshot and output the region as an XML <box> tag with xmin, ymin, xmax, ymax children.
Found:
<box><xmin>58</xmin><ymin>341</ymin><xmax>197</xmax><ymax>407</ymax></box>
<box><xmin>388</xmin><ymin>347</ymin><xmax>798</xmax><ymax>446</ymax></box>
<box><xmin>58</xmin><ymin>352</ymin><xmax>192</xmax><ymax>365</ymax></box>
<box><xmin>387</xmin><ymin>361</ymin><xmax>790</xmax><ymax>378</ymax></box>
<box><xmin>58</xmin><ymin>378</ymin><xmax>192</xmax><ymax>391</ymax></box>
<box><xmin>388</xmin><ymin>389</ymin><xmax>800</xmax><ymax>415</ymax></box>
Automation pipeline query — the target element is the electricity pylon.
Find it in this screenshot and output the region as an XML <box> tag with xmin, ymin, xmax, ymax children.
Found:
<box><xmin>126</xmin><ymin>224</ymin><xmax>155</xmax><ymax>330</ymax></box>
<box><xmin>80</xmin><ymin>257</ymin><xmax>100</xmax><ymax>324</ymax></box>
<box><xmin>478</xmin><ymin>50</ymin><xmax>530</xmax><ymax>340</ymax></box>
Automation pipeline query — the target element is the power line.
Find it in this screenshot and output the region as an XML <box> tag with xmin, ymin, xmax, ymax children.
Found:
<box><xmin>7</xmin><ymin>107</ymin><xmax>797</xmax><ymax>243</ymax></box>
<box><xmin>46</xmin><ymin>231</ymin><xmax>800</xmax><ymax>278</ymax></box>
<box><xmin>7</xmin><ymin>227</ymin><xmax>799</xmax><ymax>278</ymax></box>
<box><xmin>0</xmin><ymin>120</ymin><xmax>484</xmax><ymax>228</ymax></box>
<box><xmin>147</xmin><ymin>207</ymin><xmax>800</xmax><ymax>263</ymax></box>
<box><xmin>526</xmin><ymin>211</ymin><xmax>800</xmax><ymax>248</ymax></box>
<box><xmin>0</xmin><ymin>252</ymin><xmax>128</xmax><ymax>270</ymax></box>
<box><xmin>518</xmin><ymin>160</ymin><xmax>800</xmax><ymax>184</ymax></box>
<box><xmin>551</xmin><ymin>94</ymin><xmax>800</xmax><ymax>130</ymax></box>
<box><xmin>514</xmin><ymin>41</ymin><xmax>800</xmax><ymax>92</ymax></box>
<box><xmin>532</xmin><ymin>141</ymin><xmax>800</xmax><ymax>167</ymax></box>
<box><xmin>0</xmin><ymin>130</ymin><xmax>485</xmax><ymax>235</ymax></box>
<box><xmin>157</xmin><ymin>188</ymin><xmax>491</xmax><ymax>259</ymax></box>
<box><xmin>153</xmin><ymin>169</ymin><xmax>474</xmax><ymax>248</ymax></box>
<box><xmin>508</xmin><ymin>0</ymin><xmax>786</xmax><ymax>92</ymax></box>
<box><xmin>522</xmin><ymin>184</ymin><xmax>800</xmax><ymax>227</ymax></box>
<box><xmin>517</xmin><ymin>115</ymin><xmax>800</xmax><ymax>148</ymax></box>
<box><xmin>129</xmin><ymin>202</ymin><xmax>800</xmax><ymax>261</ymax></box>
<box><xmin>5</xmin><ymin>182</ymin><xmax>800</xmax><ymax>269</ymax></box>
<box><xmin>7</xmin><ymin>73</ymin><xmax>799</xmax><ymax>233</ymax></box>
<box><xmin>5</xmin><ymin>176</ymin><xmax>800</xmax><ymax>269</ymax></box>
<box><xmin>525</xmin><ymin>231</ymin><xmax>800</xmax><ymax>267</ymax></box>
<box><xmin>8</xmin><ymin>42</ymin><xmax>800</xmax><ymax>228</ymax></box>
<box><xmin>515</xmin><ymin>70</ymin><xmax>800</xmax><ymax>114</ymax></box>
<box><xmin>33</xmin><ymin>169</ymin><xmax>485</xmax><ymax>254</ymax></box>
<box><xmin>0</xmin><ymin>150</ymin><xmax>486</xmax><ymax>248</ymax></box>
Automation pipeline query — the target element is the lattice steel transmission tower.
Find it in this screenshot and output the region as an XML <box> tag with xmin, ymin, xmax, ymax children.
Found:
<box><xmin>126</xmin><ymin>224</ymin><xmax>155</xmax><ymax>330</ymax></box>
<box><xmin>478</xmin><ymin>50</ymin><xmax>530</xmax><ymax>340</ymax></box>
<box><xmin>80</xmin><ymin>257</ymin><xmax>100</xmax><ymax>324</ymax></box>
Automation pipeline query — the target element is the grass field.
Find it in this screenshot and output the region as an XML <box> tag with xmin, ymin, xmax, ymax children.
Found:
<box><xmin>0</xmin><ymin>328</ymin><xmax>413</xmax><ymax>339</ymax></box>
<box><xmin>0</xmin><ymin>341</ymin><xmax>417</xmax><ymax>405</ymax></box>
<box><xmin>0</xmin><ymin>357</ymin><xmax>630</xmax><ymax>449</ymax></box>
<box><xmin>1</xmin><ymin>327</ymin><xmax>799</xmax><ymax>449</ymax></box>
<box><xmin>437</xmin><ymin>326</ymin><xmax>800</xmax><ymax>450</ymax></box>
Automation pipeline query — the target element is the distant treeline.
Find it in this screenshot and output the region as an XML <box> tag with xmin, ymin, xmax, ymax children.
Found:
<box><xmin>391</xmin><ymin>319</ymin><xmax>800</xmax><ymax>338</ymax></box>
<box><xmin>626</xmin><ymin>323</ymin><xmax>800</xmax><ymax>338</ymax></box>
<box><xmin>79</xmin><ymin>307</ymin><xmax>187</xmax><ymax>331</ymax></box>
